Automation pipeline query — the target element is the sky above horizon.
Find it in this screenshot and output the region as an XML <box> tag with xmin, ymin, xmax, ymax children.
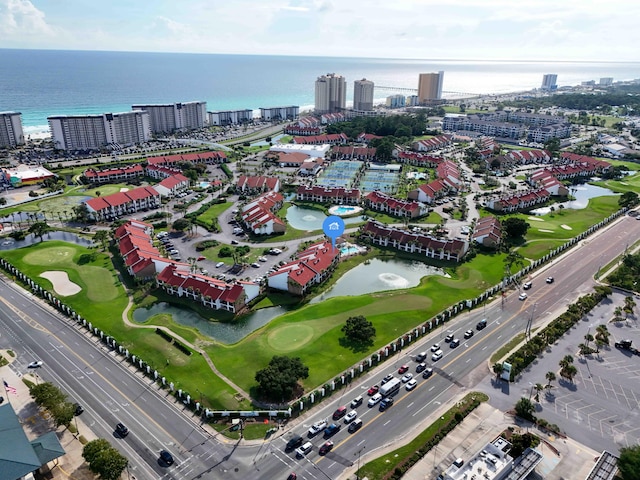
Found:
<box><xmin>1</xmin><ymin>0</ymin><xmax>638</xmax><ymax>61</ymax></box>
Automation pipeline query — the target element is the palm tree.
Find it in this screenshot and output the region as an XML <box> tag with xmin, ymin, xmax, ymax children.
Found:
<box><xmin>584</xmin><ymin>333</ymin><xmax>594</xmax><ymax>349</ymax></box>
<box><xmin>534</xmin><ymin>383</ymin><xmax>544</xmax><ymax>402</ymax></box>
<box><xmin>545</xmin><ymin>371</ymin><xmax>556</xmax><ymax>390</ymax></box>
<box><xmin>624</xmin><ymin>296</ymin><xmax>637</xmax><ymax>320</ymax></box>
<box><xmin>613</xmin><ymin>306</ymin><xmax>624</xmax><ymax>323</ymax></box>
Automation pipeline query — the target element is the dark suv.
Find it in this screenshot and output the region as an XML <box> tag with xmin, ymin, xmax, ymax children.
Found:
<box><xmin>476</xmin><ymin>319</ymin><xmax>487</xmax><ymax>330</ymax></box>
<box><xmin>285</xmin><ymin>435</ymin><xmax>303</xmax><ymax>452</ymax></box>
<box><xmin>115</xmin><ymin>423</ymin><xmax>129</xmax><ymax>437</ymax></box>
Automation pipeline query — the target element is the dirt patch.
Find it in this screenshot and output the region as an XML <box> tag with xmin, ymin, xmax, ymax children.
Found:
<box><xmin>40</xmin><ymin>271</ymin><xmax>82</xmax><ymax>296</ymax></box>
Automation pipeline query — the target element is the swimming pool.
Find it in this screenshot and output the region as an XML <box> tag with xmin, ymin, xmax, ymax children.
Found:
<box><xmin>328</xmin><ymin>205</ymin><xmax>364</xmax><ymax>217</ymax></box>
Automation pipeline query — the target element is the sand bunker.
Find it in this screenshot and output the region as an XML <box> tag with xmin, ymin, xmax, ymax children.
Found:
<box><xmin>538</xmin><ymin>229</ymin><xmax>554</xmax><ymax>232</ymax></box>
<box><xmin>560</xmin><ymin>224</ymin><xmax>572</xmax><ymax>230</ymax></box>
<box><xmin>40</xmin><ymin>271</ymin><xmax>82</xmax><ymax>296</ymax></box>
<box><xmin>527</xmin><ymin>216</ymin><xmax>544</xmax><ymax>222</ymax></box>
<box><xmin>119</xmin><ymin>187</ymin><xmax>129</xmax><ymax>192</ymax></box>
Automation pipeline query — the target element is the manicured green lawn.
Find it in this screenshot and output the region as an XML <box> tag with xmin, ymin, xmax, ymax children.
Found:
<box><xmin>196</xmin><ymin>201</ymin><xmax>232</xmax><ymax>228</ymax></box>
<box><xmin>0</xmin><ymin>241</ymin><xmax>246</xmax><ymax>410</ymax></box>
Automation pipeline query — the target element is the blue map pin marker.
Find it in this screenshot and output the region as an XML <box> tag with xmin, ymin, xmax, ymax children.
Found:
<box><xmin>323</xmin><ymin>215</ymin><xmax>345</xmax><ymax>251</ymax></box>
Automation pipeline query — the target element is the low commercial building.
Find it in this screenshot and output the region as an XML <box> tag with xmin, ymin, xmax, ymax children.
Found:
<box><xmin>2</xmin><ymin>164</ymin><xmax>56</xmax><ymax>187</ymax></box>
<box><xmin>208</xmin><ymin>109</ymin><xmax>253</xmax><ymax>125</ymax></box>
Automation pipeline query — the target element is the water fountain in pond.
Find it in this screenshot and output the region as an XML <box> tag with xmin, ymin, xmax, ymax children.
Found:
<box><xmin>378</xmin><ymin>273</ymin><xmax>410</xmax><ymax>288</ymax></box>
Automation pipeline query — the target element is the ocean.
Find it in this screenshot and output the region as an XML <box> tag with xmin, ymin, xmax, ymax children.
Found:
<box><xmin>1</xmin><ymin>49</ymin><xmax>639</xmax><ymax>136</ymax></box>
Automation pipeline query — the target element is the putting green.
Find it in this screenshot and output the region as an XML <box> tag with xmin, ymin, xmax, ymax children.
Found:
<box><xmin>267</xmin><ymin>324</ymin><xmax>315</xmax><ymax>352</ymax></box>
<box><xmin>23</xmin><ymin>246</ymin><xmax>77</xmax><ymax>266</ymax></box>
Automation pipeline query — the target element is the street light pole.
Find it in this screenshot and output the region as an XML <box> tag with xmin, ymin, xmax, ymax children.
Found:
<box><xmin>355</xmin><ymin>446</ymin><xmax>366</xmax><ymax>480</ymax></box>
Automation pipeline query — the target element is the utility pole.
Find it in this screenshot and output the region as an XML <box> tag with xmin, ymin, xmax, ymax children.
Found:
<box><xmin>355</xmin><ymin>446</ymin><xmax>366</xmax><ymax>480</ymax></box>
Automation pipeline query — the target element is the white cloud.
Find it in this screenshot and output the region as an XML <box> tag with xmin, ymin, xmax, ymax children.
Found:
<box><xmin>0</xmin><ymin>0</ymin><xmax>638</xmax><ymax>61</ymax></box>
<box><xmin>0</xmin><ymin>0</ymin><xmax>56</xmax><ymax>39</ymax></box>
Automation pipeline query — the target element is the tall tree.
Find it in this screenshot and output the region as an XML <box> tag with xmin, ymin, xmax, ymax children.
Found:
<box><xmin>28</xmin><ymin>221</ymin><xmax>50</xmax><ymax>242</ymax></box>
<box><xmin>83</xmin><ymin>439</ymin><xmax>128</xmax><ymax>480</ymax></box>
<box><xmin>545</xmin><ymin>371</ymin><xmax>556</xmax><ymax>390</ymax></box>
<box><xmin>617</xmin><ymin>444</ymin><xmax>640</xmax><ymax>480</ymax></box>
<box><xmin>341</xmin><ymin>315</ymin><xmax>376</xmax><ymax>346</ymax></box>
<box><xmin>255</xmin><ymin>355</ymin><xmax>309</xmax><ymax>402</ymax></box>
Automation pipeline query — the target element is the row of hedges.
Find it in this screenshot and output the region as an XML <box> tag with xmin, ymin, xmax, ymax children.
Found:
<box><xmin>501</xmin><ymin>286</ymin><xmax>611</xmax><ymax>380</ymax></box>
<box><xmin>358</xmin><ymin>393</ymin><xmax>486</xmax><ymax>480</ymax></box>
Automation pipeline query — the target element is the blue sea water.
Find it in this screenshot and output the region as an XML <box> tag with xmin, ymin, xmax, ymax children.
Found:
<box><xmin>1</xmin><ymin>49</ymin><xmax>639</xmax><ymax>135</ymax></box>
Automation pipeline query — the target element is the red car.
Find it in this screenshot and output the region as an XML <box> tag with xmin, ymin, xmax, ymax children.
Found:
<box><xmin>367</xmin><ymin>385</ymin><xmax>379</xmax><ymax>396</ymax></box>
<box><xmin>398</xmin><ymin>364</ymin><xmax>409</xmax><ymax>374</ymax></box>
<box><xmin>197</xmin><ymin>256</ymin><xmax>206</xmax><ymax>261</ymax></box>
<box><xmin>333</xmin><ymin>406</ymin><xmax>347</xmax><ymax>420</ymax></box>
<box><xmin>319</xmin><ymin>441</ymin><xmax>334</xmax><ymax>455</ymax></box>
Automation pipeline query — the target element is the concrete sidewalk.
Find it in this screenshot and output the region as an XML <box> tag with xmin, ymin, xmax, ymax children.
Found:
<box><xmin>1</xmin><ymin>350</ymin><xmax>97</xmax><ymax>479</ymax></box>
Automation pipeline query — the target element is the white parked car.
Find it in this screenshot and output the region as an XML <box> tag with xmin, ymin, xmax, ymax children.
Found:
<box><xmin>432</xmin><ymin>350</ymin><xmax>443</xmax><ymax>362</ymax></box>
<box><xmin>519</xmin><ymin>292</ymin><xmax>528</xmax><ymax>301</ymax></box>
<box><xmin>401</xmin><ymin>373</ymin><xmax>413</xmax><ymax>383</ymax></box>
<box><xmin>368</xmin><ymin>393</ymin><xmax>383</xmax><ymax>407</ymax></box>
<box><xmin>28</xmin><ymin>361</ymin><xmax>43</xmax><ymax>368</ymax></box>
<box><xmin>405</xmin><ymin>379</ymin><xmax>418</xmax><ymax>391</ymax></box>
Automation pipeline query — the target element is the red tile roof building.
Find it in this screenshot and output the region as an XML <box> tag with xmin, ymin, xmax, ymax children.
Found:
<box><xmin>114</xmin><ymin>220</ymin><xmax>259</xmax><ymax>313</ymax></box>
<box><xmin>235</xmin><ymin>175</ymin><xmax>280</xmax><ymax>194</ymax></box>
<box><xmin>395</xmin><ymin>150</ymin><xmax>443</xmax><ymax>167</ymax></box>
<box><xmin>407</xmin><ymin>160</ymin><xmax>461</xmax><ymax>204</ymax></box>
<box><xmin>146</xmin><ymin>151</ymin><xmax>227</xmax><ymax>167</ymax></box>
<box><xmin>283</xmin><ymin>125</ymin><xmax>321</xmax><ymax>136</ymax></box>
<box><xmin>293</xmin><ymin>133</ymin><xmax>348</xmax><ymax>145</ymax></box>
<box><xmin>330</xmin><ymin>146</ymin><xmax>377</xmax><ymax>161</ymax></box>
<box><xmin>241</xmin><ymin>191</ymin><xmax>286</xmax><ymax>235</ymax></box>
<box><xmin>153</xmin><ymin>174</ymin><xmax>190</xmax><ymax>197</ymax></box>
<box><xmin>364</xmin><ymin>191</ymin><xmax>428</xmax><ymax>219</ymax></box>
<box><xmin>267</xmin><ymin>241</ymin><xmax>340</xmax><ymax>296</ymax></box>
<box><xmin>83</xmin><ymin>164</ymin><xmax>144</xmax><ymax>184</ymax></box>
<box><xmin>485</xmin><ymin>187</ymin><xmax>551</xmax><ymax>213</ymax></box>
<box><xmin>412</xmin><ymin>134</ymin><xmax>453</xmax><ymax>152</ymax></box>
<box><xmin>361</xmin><ymin>221</ymin><xmax>468</xmax><ymax>262</ymax></box>
<box><xmin>84</xmin><ymin>186</ymin><xmax>160</xmax><ymax>221</ymax></box>
<box><xmin>296</xmin><ymin>185</ymin><xmax>361</xmax><ymax>204</ymax></box>
<box><xmin>472</xmin><ymin>216</ymin><xmax>502</xmax><ymax>249</ymax></box>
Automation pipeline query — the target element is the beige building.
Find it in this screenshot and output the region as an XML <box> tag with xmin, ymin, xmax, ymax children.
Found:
<box><xmin>353</xmin><ymin>78</ymin><xmax>374</xmax><ymax>111</ymax></box>
<box><xmin>315</xmin><ymin>73</ymin><xmax>346</xmax><ymax>114</ymax></box>
<box><xmin>418</xmin><ymin>71</ymin><xmax>444</xmax><ymax>104</ymax></box>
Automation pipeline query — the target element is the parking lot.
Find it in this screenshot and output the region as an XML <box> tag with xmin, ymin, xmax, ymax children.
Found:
<box><xmin>479</xmin><ymin>289</ymin><xmax>640</xmax><ymax>454</ymax></box>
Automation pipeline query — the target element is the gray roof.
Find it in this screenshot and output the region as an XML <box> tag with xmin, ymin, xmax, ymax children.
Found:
<box><xmin>0</xmin><ymin>403</ymin><xmax>65</xmax><ymax>480</ymax></box>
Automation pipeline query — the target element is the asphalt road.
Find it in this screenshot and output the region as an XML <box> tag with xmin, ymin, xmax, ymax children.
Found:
<box><xmin>0</xmin><ymin>214</ymin><xmax>639</xmax><ymax>480</ymax></box>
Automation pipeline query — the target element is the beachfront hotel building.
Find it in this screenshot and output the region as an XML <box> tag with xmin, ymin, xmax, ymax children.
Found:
<box><xmin>48</xmin><ymin>111</ymin><xmax>151</xmax><ymax>151</ymax></box>
<box><xmin>386</xmin><ymin>94</ymin><xmax>406</xmax><ymax>109</ymax></box>
<box><xmin>541</xmin><ymin>74</ymin><xmax>558</xmax><ymax>91</ymax></box>
<box><xmin>259</xmin><ymin>106</ymin><xmax>300</xmax><ymax>121</ymax></box>
<box><xmin>0</xmin><ymin>111</ymin><xmax>25</xmax><ymax>148</ymax></box>
<box><xmin>208</xmin><ymin>109</ymin><xmax>253</xmax><ymax>125</ymax></box>
<box><xmin>315</xmin><ymin>73</ymin><xmax>347</xmax><ymax>114</ymax></box>
<box><xmin>353</xmin><ymin>78</ymin><xmax>375</xmax><ymax>111</ymax></box>
<box><xmin>418</xmin><ymin>72</ymin><xmax>444</xmax><ymax>104</ymax></box>
<box><xmin>132</xmin><ymin>101</ymin><xmax>207</xmax><ymax>134</ymax></box>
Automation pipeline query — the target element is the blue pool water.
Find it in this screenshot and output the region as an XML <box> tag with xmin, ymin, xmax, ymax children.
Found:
<box><xmin>334</xmin><ymin>206</ymin><xmax>358</xmax><ymax>215</ymax></box>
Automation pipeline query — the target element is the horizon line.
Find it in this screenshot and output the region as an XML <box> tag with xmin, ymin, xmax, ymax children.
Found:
<box><xmin>1</xmin><ymin>47</ymin><xmax>638</xmax><ymax>65</ymax></box>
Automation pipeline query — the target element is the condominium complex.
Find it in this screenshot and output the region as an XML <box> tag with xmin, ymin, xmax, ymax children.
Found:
<box><xmin>418</xmin><ymin>71</ymin><xmax>444</xmax><ymax>104</ymax></box>
<box><xmin>0</xmin><ymin>111</ymin><xmax>25</xmax><ymax>148</ymax></box>
<box><xmin>353</xmin><ymin>78</ymin><xmax>374</xmax><ymax>111</ymax></box>
<box><xmin>315</xmin><ymin>73</ymin><xmax>346</xmax><ymax>114</ymax></box>
<box><xmin>132</xmin><ymin>101</ymin><xmax>207</xmax><ymax>133</ymax></box>
<box><xmin>208</xmin><ymin>109</ymin><xmax>253</xmax><ymax>125</ymax></box>
<box><xmin>259</xmin><ymin>106</ymin><xmax>300</xmax><ymax>121</ymax></box>
<box><xmin>48</xmin><ymin>110</ymin><xmax>151</xmax><ymax>151</ymax></box>
<box><xmin>541</xmin><ymin>74</ymin><xmax>558</xmax><ymax>91</ymax></box>
<box><xmin>599</xmin><ymin>77</ymin><xmax>614</xmax><ymax>86</ymax></box>
<box><xmin>386</xmin><ymin>94</ymin><xmax>406</xmax><ymax>109</ymax></box>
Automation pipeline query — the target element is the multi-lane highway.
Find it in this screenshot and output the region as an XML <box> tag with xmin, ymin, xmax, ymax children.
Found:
<box><xmin>1</xmin><ymin>214</ymin><xmax>639</xmax><ymax>480</ymax></box>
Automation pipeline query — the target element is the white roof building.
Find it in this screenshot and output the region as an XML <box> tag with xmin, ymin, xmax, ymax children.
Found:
<box><xmin>269</xmin><ymin>143</ymin><xmax>331</xmax><ymax>158</ymax></box>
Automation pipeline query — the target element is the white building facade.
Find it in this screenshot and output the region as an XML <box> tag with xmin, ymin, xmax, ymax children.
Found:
<box><xmin>132</xmin><ymin>101</ymin><xmax>207</xmax><ymax>133</ymax></box>
<box><xmin>315</xmin><ymin>73</ymin><xmax>346</xmax><ymax>114</ymax></box>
